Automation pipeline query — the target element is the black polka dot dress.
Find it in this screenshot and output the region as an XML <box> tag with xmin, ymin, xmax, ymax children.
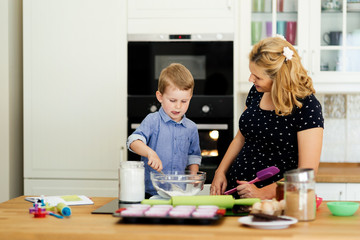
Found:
<box><xmin>226</xmin><ymin>85</ymin><xmax>324</xmax><ymax>194</ymax></box>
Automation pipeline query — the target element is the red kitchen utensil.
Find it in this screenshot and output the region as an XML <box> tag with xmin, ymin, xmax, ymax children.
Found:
<box><xmin>224</xmin><ymin>166</ymin><xmax>280</xmax><ymax>195</ymax></box>
<box><xmin>316</xmin><ymin>196</ymin><xmax>323</xmax><ymax>209</ymax></box>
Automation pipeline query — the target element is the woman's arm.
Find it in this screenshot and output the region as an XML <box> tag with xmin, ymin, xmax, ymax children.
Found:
<box><xmin>297</xmin><ymin>127</ymin><xmax>324</xmax><ymax>174</ymax></box>
<box><xmin>210</xmin><ymin>130</ymin><xmax>246</xmax><ymax>195</ymax></box>
<box><xmin>234</xmin><ymin>127</ymin><xmax>323</xmax><ymax>200</ymax></box>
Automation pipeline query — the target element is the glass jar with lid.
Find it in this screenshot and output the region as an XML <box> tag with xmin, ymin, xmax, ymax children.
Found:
<box><xmin>284</xmin><ymin>168</ymin><xmax>316</xmax><ymax>221</ymax></box>
<box><xmin>118</xmin><ymin>161</ymin><xmax>145</xmax><ymax>203</ymax></box>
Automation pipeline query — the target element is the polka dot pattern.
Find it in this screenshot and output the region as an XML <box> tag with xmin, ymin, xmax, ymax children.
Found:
<box><xmin>226</xmin><ymin>86</ymin><xmax>324</xmax><ymax>193</ymax></box>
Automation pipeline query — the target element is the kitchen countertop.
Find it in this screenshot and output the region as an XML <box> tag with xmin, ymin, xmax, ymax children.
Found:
<box><xmin>316</xmin><ymin>163</ymin><xmax>360</xmax><ymax>183</ymax></box>
<box><xmin>1</xmin><ymin>196</ymin><xmax>359</xmax><ymax>240</ymax></box>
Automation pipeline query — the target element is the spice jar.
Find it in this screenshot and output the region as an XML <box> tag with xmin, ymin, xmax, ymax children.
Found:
<box><xmin>276</xmin><ymin>180</ymin><xmax>284</xmax><ymax>201</ymax></box>
<box><xmin>284</xmin><ymin>168</ymin><xmax>316</xmax><ymax>221</ymax></box>
<box><xmin>118</xmin><ymin>161</ymin><xmax>145</xmax><ymax>203</ymax></box>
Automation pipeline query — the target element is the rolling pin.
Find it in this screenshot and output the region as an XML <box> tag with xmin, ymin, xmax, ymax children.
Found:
<box><xmin>141</xmin><ymin>195</ymin><xmax>260</xmax><ymax>209</ymax></box>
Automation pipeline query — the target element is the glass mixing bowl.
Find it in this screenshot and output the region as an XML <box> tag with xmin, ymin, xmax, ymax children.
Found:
<box><xmin>150</xmin><ymin>170</ymin><xmax>206</xmax><ymax>198</ymax></box>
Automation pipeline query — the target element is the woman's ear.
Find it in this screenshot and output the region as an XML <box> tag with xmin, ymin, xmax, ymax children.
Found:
<box><xmin>156</xmin><ymin>91</ymin><xmax>163</xmax><ymax>103</ymax></box>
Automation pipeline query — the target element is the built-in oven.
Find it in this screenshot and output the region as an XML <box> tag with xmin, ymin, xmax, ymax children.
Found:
<box><xmin>127</xmin><ymin>33</ymin><xmax>234</xmax><ymax>184</ymax></box>
<box><xmin>128</xmin><ymin>34</ymin><xmax>233</xmax><ymax>96</ymax></box>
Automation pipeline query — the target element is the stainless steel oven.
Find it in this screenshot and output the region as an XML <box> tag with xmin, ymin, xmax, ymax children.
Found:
<box><xmin>127</xmin><ymin>33</ymin><xmax>234</xmax><ymax>183</ymax></box>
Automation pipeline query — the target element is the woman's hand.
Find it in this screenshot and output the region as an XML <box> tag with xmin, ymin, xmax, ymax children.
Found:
<box><xmin>210</xmin><ymin>172</ymin><xmax>227</xmax><ymax>195</ymax></box>
<box><xmin>147</xmin><ymin>150</ymin><xmax>163</xmax><ymax>172</ymax></box>
<box><xmin>235</xmin><ymin>180</ymin><xmax>262</xmax><ymax>198</ymax></box>
<box><xmin>235</xmin><ymin>180</ymin><xmax>277</xmax><ymax>200</ymax></box>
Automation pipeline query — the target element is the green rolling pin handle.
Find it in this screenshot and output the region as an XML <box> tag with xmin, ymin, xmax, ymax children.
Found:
<box><xmin>234</xmin><ymin>198</ymin><xmax>261</xmax><ymax>206</ymax></box>
<box><xmin>56</xmin><ymin>203</ymin><xmax>71</xmax><ymax>216</ymax></box>
<box><xmin>141</xmin><ymin>197</ymin><xmax>260</xmax><ymax>208</ymax></box>
<box><xmin>141</xmin><ymin>199</ymin><xmax>172</xmax><ymax>205</ymax></box>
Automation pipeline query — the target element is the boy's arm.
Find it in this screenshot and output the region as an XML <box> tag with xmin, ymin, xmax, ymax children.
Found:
<box><xmin>187</xmin><ymin>164</ymin><xmax>199</xmax><ymax>172</ymax></box>
<box><xmin>129</xmin><ymin>140</ymin><xmax>163</xmax><ymax>172</ymax></box>
<box><xmin>186</xmin><ymin>126</ymin><xmax>202</xmax><ymax>171</ymax></box>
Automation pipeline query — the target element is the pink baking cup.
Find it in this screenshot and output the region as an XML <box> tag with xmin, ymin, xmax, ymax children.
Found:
<box><xmin>194</xmin><ymin>209</ymin><xmax>218</xmax><ymax>214</ymax></box>
<box><xmin>197</xmin><ymin>205</ymin><xmax>219</xmax><ymax>210</ymax></box>
<box><xmin>173</xmin><ymin>205</ymin><xmax>196</xmax><ymax>211</ymax></box>
<box><xmin>128</xmin><ymin>205</ymin><xmax>150</xmax><ymax>212</ymax></box>
<box><xmin>192</xmin><ymin>211</ymin><xmax>216</xmax><ymax>218</ymax></box>
<box><xmin>169</xmin><ymin>211</ymin><xmax>192</xmax><ymax>217</ymax></box>
<box><xmin>151</xmin><ymin>205</ymin><xmax>173</xmax><ymax>210</ymax></box>
<box><xmin>144</xmin><ymin>211</ymin><xmax>168</xmax><ymax>217</ymax></box>
<box><xmin>146</xmin><ymin>208</ymin><xmax>170</xmax><ymax>212</ymax></box>
<box><xmin>129</xmin><ymin>204</ymin><xmax>151</xmax><ymax>209</ymax></box>
<box><xmin>121</xmin><ymin>210</ymin><xmax>144</xmax><ymax>217</ymax></box>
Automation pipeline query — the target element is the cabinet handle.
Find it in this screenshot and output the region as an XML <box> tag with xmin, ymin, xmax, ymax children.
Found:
<box><xmin>227</xmin><ymin>0</ymin><xmax>232</xmax><ymax>10</ymax></box>
<box><xmin>119</xmin><ymin>147</ymin><xmax>125</xmax><ymax>166</ymax></box>
<box><xmin>339</xmin><ymin>191</ymin><xmax>343</xmax><ymax>201</ymax></box>
<box><xmin>311</xmin><ymin>50</ymin><xmax>316</xmax><ymax>76</ymax></box>
<box><xmin>300</xmin><ymin>49</ymin><xmax>307</xmax><ymax>70</ymax></box>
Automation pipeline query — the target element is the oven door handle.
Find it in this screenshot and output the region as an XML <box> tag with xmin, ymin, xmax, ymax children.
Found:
<box><xmin>130</xmin><ymin>123</ymin><xmax>228</xmax><ymax>130</ymax></box>
<box><xmin>196</xmin><ymin>124</ymin><xmax>228</xmax><ymax>130</ymax></box>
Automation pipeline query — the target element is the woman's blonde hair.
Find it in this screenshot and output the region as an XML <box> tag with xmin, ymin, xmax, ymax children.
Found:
<box><xmin>158</xmin><ymin>63</ymin><xmax>194</xmax><ymax>94</ymax></box>
<box><xmin>249</xmin><ymin>37</ymin><xmax>315</xmax><ymax>116</ymax></box>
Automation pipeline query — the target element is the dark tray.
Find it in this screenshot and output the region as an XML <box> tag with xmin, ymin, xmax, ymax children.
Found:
<box><xmin>113</xmin><ymin>212</ymin><xmax>224</xmax><ymax>225</ymax></box>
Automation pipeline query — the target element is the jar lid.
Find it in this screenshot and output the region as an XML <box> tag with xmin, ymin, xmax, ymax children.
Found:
<box><xmin>284</xmin><ymin>168</ymin><xmax>314</xmax><ymax>182</ymax></box>
<box><xmin>276</xmin><ymin>180</ymin><xmax>284</xmax><ymax>186</ymax></box>
<box><xmin>120</xmin><ymin>161</ymin><xmax>144</xmax><ymax>168</ymax></box>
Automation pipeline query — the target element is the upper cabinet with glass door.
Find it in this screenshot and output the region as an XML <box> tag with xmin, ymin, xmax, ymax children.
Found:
<box><xmin>251</xmin><ymin>0</ymin><xmax>300</xmax><ymax>46</ymax></box>
<box><xmin>237</xmin><ymin>0</ymin><xmax>308</xmax><ymax>93</ymax></box>
<box><xmin>237</xmin><ymin>0</ymin><xmax>360</xmax><ymax>93</ymax></box>
<box><xmin>309</xmin><ymin>0</ymin><xmax>360</xmax><ymax>92</ymax></box>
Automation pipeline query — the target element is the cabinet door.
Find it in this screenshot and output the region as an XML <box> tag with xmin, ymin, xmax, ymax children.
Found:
<box><xmin>23</xmin><ymin>0</ymin><xmax>127</xmax><ymax>180</ymax></box>
<box><xmin>346</xmin><ymin>183</ymin><xmax>360</xmax><ymax>201</ymax></box>
<box><xmin>24</xmin><ymin>179</ymin><xmax>118</xmax><ymax>197</ymax></box>
<box><xmin>316</xmin><ymin>183</ymin><xmax>346</xmax><ymax>201</ymax></box>
<box><xmin>128</xmin><ymin>0</ymin><xmax>234</xmax><ymax>34</ymax></box>
<box><xmin>309</xmin><ymin>0</ymin><xmax>360</xmax><ymax>92</ymax></box>
<box><xmin>128</xmin><ymin>0</ymin><xmax>233</xmax><ymax>19</ymax></box>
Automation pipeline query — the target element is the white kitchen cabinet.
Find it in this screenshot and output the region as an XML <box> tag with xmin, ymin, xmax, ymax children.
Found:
<box><xmin>236</xmin><ymin>0</ymin><xmax>360</xmax><ymax>94</ymax></box>
<box><xmin>128</xmin><ymin>0</ymin><xmax>235</xmax><ymax>34</ymax></box>
<box><xmin>23</xmin><ymin>0</ymin><xmax>127</xmax><ymax>195</ymax></box>
<box><xmin>309</xmin><ymin>0</ymin><xmax>360</xmax><ymax>92</ymax></box>
<box><xmin>316</xmin><ymin>183</ymin><xmax>346</xmax><ymax>201</ymax></box>
<box><xmin>316</xmin><ymin>182</ymin><xmax>360</xmax><ymax>201</ymax></box>
<box><xmin>345</xmin><ymin>183</ymin><xmax>360</xmax><ymax>201</ymax></box>
<box><xmin>24</xmin><ymin>179</ymin><xmax>118</xmax><ymax>197</ymax></box>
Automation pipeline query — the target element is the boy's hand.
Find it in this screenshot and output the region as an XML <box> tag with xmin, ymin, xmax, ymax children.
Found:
<box><xmin>147</xmin><ymin>150</ymin><xmax>163</xmax><ymax>172</ymax></box>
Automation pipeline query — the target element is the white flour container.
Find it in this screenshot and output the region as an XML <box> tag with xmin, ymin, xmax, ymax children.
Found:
<box><xmin>118</xmin><ymin>161</ymin><xmax>145</xmax><ymax>203</ymax></box>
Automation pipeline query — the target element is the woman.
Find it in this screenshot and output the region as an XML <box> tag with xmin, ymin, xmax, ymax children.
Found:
<box><xmin>210</xmin><ymin>36</ymin><xmax>324</xmax><ymax>199</ymax></box>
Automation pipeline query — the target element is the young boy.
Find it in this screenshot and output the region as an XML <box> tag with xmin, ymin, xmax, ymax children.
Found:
<box><xmin>127</xmin><ymin>63</ymin><xmax>202</xmax><ymax>198</ymax></box>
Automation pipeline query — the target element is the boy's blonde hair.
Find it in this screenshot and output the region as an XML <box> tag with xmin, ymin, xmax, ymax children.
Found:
<box><xmin>249</xmin><ymin>37</ymin><xmax>315</xmax><ymax>116</ymax></box>
<box><xmin>158</xmin><ymin>63</ymin><xmax>194</xmax><ymax>94</ymax></box>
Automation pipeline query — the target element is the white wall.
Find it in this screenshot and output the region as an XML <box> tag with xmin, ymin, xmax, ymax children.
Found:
<box><xmin>0</xmin><ymin>0</ymin><xmax>23</xmax><ymax>203</ymax></box>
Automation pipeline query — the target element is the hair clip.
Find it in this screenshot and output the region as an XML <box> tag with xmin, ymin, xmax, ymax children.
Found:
<box><xmin>283</xmin><ymin>47</ymin><xmax>294</xmax><ymax>61</ymax></box>
<box><xmin>275</xmin><ymin>34</ymin><xmax>286</xmax><ymax>41</ymax></box>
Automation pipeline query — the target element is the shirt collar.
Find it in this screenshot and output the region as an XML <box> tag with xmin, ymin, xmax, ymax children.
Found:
<box><xmin>159</xmin><ymin>107</ymin><xmax>187</xmax><ymax>127</ymax></box>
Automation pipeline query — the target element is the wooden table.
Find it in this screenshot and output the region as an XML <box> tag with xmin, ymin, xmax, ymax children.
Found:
<box><xmin>0</xmin><ymin>196</ymin><xmax>359</xmax><ymax>240</ymax></box>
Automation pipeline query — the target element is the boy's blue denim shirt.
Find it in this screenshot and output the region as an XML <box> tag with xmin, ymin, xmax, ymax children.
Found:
<box><xmin>127</xmin><ymin>107</ymin><xmax>202</xmax><ymax>196</ymax></box>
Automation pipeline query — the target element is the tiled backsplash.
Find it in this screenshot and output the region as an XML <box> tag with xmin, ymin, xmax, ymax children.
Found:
<box><xmin>237</xmin><ymin>93</ymin><xmax>360</xmax><ymax>163</ymax></box>
<box><xmin>319</xmin><ymin>93</ymin><xmax>360</xmax><ymax>163</ymax></box>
